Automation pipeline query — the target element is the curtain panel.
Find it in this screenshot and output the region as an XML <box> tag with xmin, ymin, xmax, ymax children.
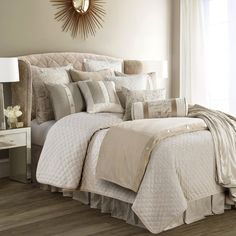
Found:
<box><xmin>180</xmin><ymin>0</ymin><xmax>236</xmax><ymax>115</ymax></box>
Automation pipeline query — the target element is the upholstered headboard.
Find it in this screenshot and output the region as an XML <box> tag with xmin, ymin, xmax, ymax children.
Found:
<box><xmin>11</xmin><ymin>52</ymin><xmax>157</xmax><ymax>127</ymax></box>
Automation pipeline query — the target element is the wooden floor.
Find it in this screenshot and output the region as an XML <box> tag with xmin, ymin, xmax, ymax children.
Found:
<box><xmin>1</xmin><ymin>179</ymin><xmax>236</xmax><ymax>236</ymax></box>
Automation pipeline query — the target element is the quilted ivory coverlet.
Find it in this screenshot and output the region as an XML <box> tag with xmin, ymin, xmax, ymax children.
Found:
<box><xmin>96</xmin><ymin>117</ymin><xmax>207</xmax><ymax>192</ymax></box>
<box><xmin>37</xmin><ymin>113</ymin><xmax>222</xmax><ymax>234</ymax></box>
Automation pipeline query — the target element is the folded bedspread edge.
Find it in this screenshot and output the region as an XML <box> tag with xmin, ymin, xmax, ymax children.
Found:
<box><xmin>96</xmin><ymin>117</ymin><xmax>207</xmax><ymax>192</ymax></box>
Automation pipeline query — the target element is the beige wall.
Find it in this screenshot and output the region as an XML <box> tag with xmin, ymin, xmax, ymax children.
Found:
<box><xmin>0</xmin><ymin>0</ymin><xmax>172</xmax><ymax>96</ymax></box>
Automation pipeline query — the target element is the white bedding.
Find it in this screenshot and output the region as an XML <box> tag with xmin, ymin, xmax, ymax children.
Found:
<box><xmin>36</xmin><ymin>113</ymin><xmax>223</xmax><ymax>234</ymax></box>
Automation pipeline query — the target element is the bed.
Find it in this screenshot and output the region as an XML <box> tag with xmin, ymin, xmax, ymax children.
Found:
<box><xmin>11</xmin><ymin>52</ymin><xmax>231</xmax><ymax>234</ymax></box>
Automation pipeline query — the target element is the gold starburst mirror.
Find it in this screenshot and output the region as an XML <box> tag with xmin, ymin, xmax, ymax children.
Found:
<box><xmin>51</xmin><ymin>0</ymin><xmax>106</xmax><ymax>39</ymax></box>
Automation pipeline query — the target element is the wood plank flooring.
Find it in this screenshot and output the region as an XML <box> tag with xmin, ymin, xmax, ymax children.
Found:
<box><xmin>1</xmin><ymin>179</ymin><xmax>236</xmax><ymax>236</ymax></box>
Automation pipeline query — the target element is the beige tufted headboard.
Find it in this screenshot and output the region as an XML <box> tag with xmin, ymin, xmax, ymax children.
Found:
<box><xmin>11</xmin><ymin>52</ymin><xmax>157</xmax><ymax>127</ymax></box>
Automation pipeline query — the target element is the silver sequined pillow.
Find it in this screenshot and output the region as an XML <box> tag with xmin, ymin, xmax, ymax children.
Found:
<box><xmin>32</xmin><ymin>65</ymin><xmax>72</xmax><ymax>124</ymax></box>
<box><xmin>83</xmin><ymin>59</ymin><xmax>123</xmax><ymax>72</ymax></box>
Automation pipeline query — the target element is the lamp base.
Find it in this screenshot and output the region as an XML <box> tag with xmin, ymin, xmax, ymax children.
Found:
<box><xmin>0</xmin><ymin>83</ymin><xmax>6</xmax><ymax>130</ymax></box>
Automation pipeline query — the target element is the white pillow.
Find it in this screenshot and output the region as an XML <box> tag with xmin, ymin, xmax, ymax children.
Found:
<box><xmin>78</xmin><ymin>80</ymin><xmax>124</xmax><ymax>114</ymax></box>
<box><xmin>105</xmin><ymin>74</ymin><xmax>150</xmax><ymax>91</ymax></box>
<box><xmin>105</xmin><ymin>74</ymin><xmax>150</xmax><ymax>107</ymax></box>
<box><xmin>83</xmin><ymin>59</ymin><xmax>123</xmax><ymax>72</ymax></box>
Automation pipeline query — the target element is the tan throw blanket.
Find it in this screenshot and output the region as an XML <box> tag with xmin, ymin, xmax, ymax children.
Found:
<box><xmin>188</xmin><ymin>105</ymin><xmax>236</xmax><ymax>189</ymax></box>
<box><xmin>96</xmin><ymin>117</ymin><xmax>207</xmax><ymax>192</ymax></box>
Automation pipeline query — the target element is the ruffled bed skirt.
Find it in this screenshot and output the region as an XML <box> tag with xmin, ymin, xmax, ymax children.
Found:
<box><xmin>40</xmin><ymin>185</ymin><xmax>227</xmax><ymax>232</ymax></box>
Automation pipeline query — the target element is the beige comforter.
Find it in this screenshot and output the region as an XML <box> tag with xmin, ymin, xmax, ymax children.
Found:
<box><xmin>97</xmin><ymin>105</ymin><xmax>236</xmax><ymax>193</ymax></box>
<box><xmin>96</xmin><ymin>117</ymin><xmax>207</xmax><ymax>192</ymax></box>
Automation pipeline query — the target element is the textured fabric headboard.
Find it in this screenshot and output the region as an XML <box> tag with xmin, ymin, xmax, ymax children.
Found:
<box><xmin>11</xmin><ymin>52</ymin><xmax>157</xmax><ymax>126</ymax></box>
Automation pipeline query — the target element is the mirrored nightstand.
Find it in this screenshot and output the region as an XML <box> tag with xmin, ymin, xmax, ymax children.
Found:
<box><xmin>0</xmin><ymin>127</ymin><xmax>31</xmax><ymax>183</ymax></box>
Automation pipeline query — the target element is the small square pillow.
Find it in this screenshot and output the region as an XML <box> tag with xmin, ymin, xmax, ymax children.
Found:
<box><xmin>105</xmin><ymin>74</ymin><xmax>150</xmax><ymax>108</ymax></box>
<box><xmin>123</xmin><ymin>87</ymin><xmax>166</xmax><ymax>121</ymax></box>
<box><xmin>46</xmin><ymin>82</ymin><xmax>85</xmax><ymax>121</ymax></box>
<box><xmin>32</xmin><ymin>65</ymin><xmax>72</xmax><ymax>123</ymax></box>
<box><xmin>83</xmin><ymin>59</ymin><xmax>123</xmax><ymax>72</ymax></box>
<box><xmin>131</xmin><ymin>98</ymin><xmax>188</xmax><ymax>120</ymax></box>
<box><xmin>70</xmin><ymin>68</ymin><xmax>115</xmax><ymax>82</ymax></box>
<box><xmin>78</xmin><ymin>80</ymin><xmax>123</xmax><ymax>114</ymax></box>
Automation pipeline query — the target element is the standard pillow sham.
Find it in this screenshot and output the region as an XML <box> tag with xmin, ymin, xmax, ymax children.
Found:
<box><xmin>123</xmin><ymin>87</ymin><xmax>166</xmax><ymax>121</ymax></box>
<box><xmin>114</xmin><ymin>71</ymin><xmax>155</xmax><ymax>90</ymax></box>
<box><xmin>46</xmin><ymin>82</ymin><xmax>85</xmax><ymax>121</ymax></box>
<box><xmin>131</xmin><ymin>98</ymin><xmax>188</xmax><ymax>120</ymax></box>
<box><xmin>78</xmin><ymin>80</ymin><xmax>123</xmax><ymax>114</ymax></box>
<box><xmin>83</xmin><ymin>59</ymin><xmax>123</xmax><ymax>72</ymax></box>
<box><xmin>70</xmin><ymin>68</ymin><xmax>115</xmax><ymax>82</ymax></box>
<box><xmin>105</xmin><ymin>74</ymin><xmax>150</xmax><ymax>108</ymax></box>
<box><xmin>32</xmin><ymin>65</ymin><xmax>72</xmax><ymax>124</ymax></box>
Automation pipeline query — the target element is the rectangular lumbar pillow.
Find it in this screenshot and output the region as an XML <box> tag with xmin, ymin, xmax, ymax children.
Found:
<box><xmin>123</xmin><ymin>87</ymin><xmax>166</xmax><ymax>121</ymax></box>
<box><xmin>70</xmin><ymin>68</ymin><xmax>115</xmax><ymax>82</ymax></box>
<box><xmin>78</xmin><ymin>80</ymin><xmax>123</xmax><ymax>114</ymax></box>
<box><xmin>131</xmin><ymin>98</ymin><xmax>188</xmax><ymax>120</ymax></box>
<box><xmin>46</xmin><ymin>82</ymin><xmax>85</xmax><ymax>121</ymax></box>
<box><xmin>32</xmin><ymin>65</ymin><xmax>72</xmax><ymax>123</ymax></box>
<box><xmin>83</xmin><ymin>59</ymin><xmax>123</xmax><ymax>72</ymax></box>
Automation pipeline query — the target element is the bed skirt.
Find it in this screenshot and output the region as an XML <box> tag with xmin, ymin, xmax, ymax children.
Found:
<box><xmin>40</xmin><ymin>184</ymin><xmax>226</xmax><ymax>232</ymax></box>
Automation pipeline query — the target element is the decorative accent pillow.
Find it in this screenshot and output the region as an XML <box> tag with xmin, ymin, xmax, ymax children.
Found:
<box><xmin>32</xmin><ymin>65</ymin><xmax>72</xmax><ymax>124</ymax></box>
<box><xmin>83</xmin><ymin>59</ymin><xmax>123</xmax><ymax>72</ymax></box>
<box><xmin>123</xmin><ymin>87</ymin><xmax>166</xmax><ymax>121</ymax></box>
<box><xmin>131</xmin><ymin>98</ymin><xmax>188</xmax><ymax>120</ymax></box>
<box><xmin>70</xmin><ymin>68</ymin><xmax>115</xmax><ymax>82</ymax></box>
<box><xmin>46</xmin><ymin>82</ymin><xmax>85</xmax><ymax>121</ymax></box>
<box><xmin>78</xmin><ymin>81</ymin><xmax>123</xmax><ymax>114</ymax></box>
<box><xmin>105</xmin><ymin>74</ymin><xmax>150</xmax><ymax>108</ymax></box>
<box><xmin>114</xmin><ymin>71</ymin><xmax>155</xmax><ymax>90</ymax></box>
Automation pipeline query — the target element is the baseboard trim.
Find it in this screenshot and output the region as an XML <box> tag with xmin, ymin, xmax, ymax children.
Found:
<box><xmin>0</xmin><ymin>158</ymin><xmax>9</xmax><ymax>178</ymax></box>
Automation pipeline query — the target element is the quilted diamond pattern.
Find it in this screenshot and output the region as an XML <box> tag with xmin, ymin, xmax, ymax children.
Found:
<box><xmin>20</xmin><ymin>52</ymin><xmax>123</xmax><ymax>70</ymax></box>
<box><xmin>36</xmin><ymin>112</ymin><xmax>123</xmax><ymax>189</ymax></box>
<box><xmin>37</xmin><ymin>112</ymin><xmax>223</xmax><ymax>234</ymax></box>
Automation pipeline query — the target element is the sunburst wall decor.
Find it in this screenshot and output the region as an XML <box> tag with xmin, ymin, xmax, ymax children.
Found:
<box><xmin>51</xmin><ymin>0</ymin><xmax>106</xmax><ymax>39</ymax></box>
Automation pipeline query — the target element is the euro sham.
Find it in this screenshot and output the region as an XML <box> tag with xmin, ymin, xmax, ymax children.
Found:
<box><xmin>32</xmin><ymin>65</ymin><xmax>72</xmax><ymax>123</ymax></box>
<box><xmin>83</xmin><ymin>59</ymin><xmax>123</xmax><ymax>72</ymax></box>
<box><xmin>105</xmin><ymin>74</ymin><xmax>150</xmax><ymax>108</ymax></box>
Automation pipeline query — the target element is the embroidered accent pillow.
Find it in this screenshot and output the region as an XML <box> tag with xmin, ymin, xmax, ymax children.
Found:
<box><xmin>131</xmin><ymin>98</ymin><xmax>188</xmax><ymax>120</ymax></box>
<box><xmin>83</xmin><ymin>59</ymin><xmax>123</xmax><ymax>72</ymax></box>
<box><xmin>78</xmin><ymin>81</ymin><xmax>123</xmax><ymax>114</ymax></box>
<box><xmin>70</xmin><ymin>68</ymin><xmax>115</xmax><ymax>82</ymax></box>
<box><xmin>32</xmin><ymin>65</ymin><xmax>72</xmax><ymax>123</ymax></box>
<box><xmin>105</xmin><ymin>74</ymin><xmax>150</xmax><ymax>108</ymax></box>
<box><xmin>46</xmin><ymin>82</ymin><xmax>85</xmax><ymax>121</ymax></box>
<box><xmin>123</xmin><ymin>88</ymin><xmax>166</xmax><ymax>121</ymax></box>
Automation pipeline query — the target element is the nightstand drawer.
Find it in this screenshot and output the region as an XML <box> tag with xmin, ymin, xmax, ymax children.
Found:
<box><xmin>0</xmin><ymin>132</ymin><xmax>26</xmax><ymax>149</ymax></box>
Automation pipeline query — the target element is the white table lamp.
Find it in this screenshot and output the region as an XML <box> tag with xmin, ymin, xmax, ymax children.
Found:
<box><xmin>0</xmin><ymin>58</ymin><xmax>19</xmax><ymax>130</ymax></box>
<box><xmin>140</xmin><ymin>60</ymin><xmax>168</xmax><ymax>89</ymax></box>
